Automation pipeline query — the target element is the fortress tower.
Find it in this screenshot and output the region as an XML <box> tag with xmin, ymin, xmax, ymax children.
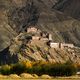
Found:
<box><xmin>48</xmin><ymin>33</ymin><xmax>52</xmax><ymax>41</ymax></box>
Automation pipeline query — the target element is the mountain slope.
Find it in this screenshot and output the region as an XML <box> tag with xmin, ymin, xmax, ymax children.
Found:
<box><xmin>0</xmin><ymin>9</ymin><xmax>17</xmax><ymax>51</ymax></box>
<box><xmin>53</xmin><ymin>0</ymin><xmax>80</xmax><ymax>20</ymax></box>
<box><xmin>7</xmin><ymin>0</ymin><xmax>80</xmax><ymax>46</ymax></box>
<box><xmin>0</xmin><ymin>0</ymin><xmax>58</xmax><ymax>51</ymax></box>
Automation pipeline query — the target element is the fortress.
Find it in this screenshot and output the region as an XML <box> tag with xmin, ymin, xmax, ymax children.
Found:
<box><xmin>15</xmin><ymin>26</ymin><xmax>74</xmax><ymax>49</ymax></box>
<box><xmin>27</xmin><ymin>26</ymin><xmax>74</xmax><ymax>49</ymax></box>
<box><xmin>27</xmin><ymin>26</ymin><xmax>52</xmax><ymax>41</ymax></box>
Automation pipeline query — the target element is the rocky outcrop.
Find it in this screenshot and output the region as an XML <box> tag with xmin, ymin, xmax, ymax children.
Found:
<box><xmin>7</xmin><ymin>31</ymin><xmax>80</xmax><ymax>65</ymax></box>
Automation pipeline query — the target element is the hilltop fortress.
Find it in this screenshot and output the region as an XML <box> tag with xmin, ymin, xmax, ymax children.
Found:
<box><xmin>9</xmin><ymin>26</ymin><xmax>80</xmax><ymax>64</ymax></box>
<box><xmin>14</xmin><ymin>26</ymin><xmax>74</xmax><ymax>50</ymax></box>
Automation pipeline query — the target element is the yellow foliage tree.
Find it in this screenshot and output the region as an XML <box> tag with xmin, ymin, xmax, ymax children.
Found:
<box><xmin>22</xmin><ymin>60</ymin><xmax>32</xmax><ymax>68</ymax></box>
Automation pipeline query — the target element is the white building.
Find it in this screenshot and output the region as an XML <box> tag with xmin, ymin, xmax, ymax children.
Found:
<box><xmin>49</xmin><ymin>42</ymin><xmax>60</xmax><ymax>48</ymax></box>
<box><xmin>48</xmin><ymin>34</ymin><xmax>52</xmax><ymax>41</ymax></box>
<box><xmin>61</xmin><ymin>43</ymin><xmax>74</xmax><ymax>49</ymax></box>
<box><xmin>49</xmin><ymin>42</ymin><xmax>74</xmax><ymax>49</ymax></box>
<box><xmin>27</xmin><ymin>27</ymin><xmax>38</xmax><ymax>33</ymax></box>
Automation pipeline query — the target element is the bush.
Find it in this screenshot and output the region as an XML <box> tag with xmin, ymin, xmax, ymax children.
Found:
<box><xmin>48</xmin><ymin>63</ymin><xmax>77</xmax><ymax>76</ymax></box>
<box><xmin>28</xmin><ymin>62</ymin><xmax>77</xmax><ymax>76</ymax></box>
<box><xmin>0</xmin><ymin>65</ymin><xmax>11</xmax><ymax>75</ymax></box>
<box><xmin>10</xmin><ymin>63</ymin><xmax>26</xmax><ymax>75</ymax></box>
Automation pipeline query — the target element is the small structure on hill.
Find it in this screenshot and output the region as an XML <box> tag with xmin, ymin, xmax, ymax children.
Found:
<box><xmin>40</xmin><ymin>31</ymin><xmax>48</xmax><ymax>38</ymax></box>
<box><xmin>49</xmin><ymin>42</ymin><xmax>60</xmax><ymax>48</ymax></box>
<box><xmin>48</xmin><ymin>41</ymin><xmax>74</xmax><ymax>49</ymax></box>
<box><xmin>27</xmin><ymin>26</ymin><xmax>40</xmax><ymax>33</ymax></box>
<box><xmin>60</xmin><ymin>43</ymin><xmax>74</xmax><ymax>49</ymax></box>
<box><xmin>27</xmin><ymin>26</ymin><xmax>53</xmax><ymax>41</ymax></box>
<box><xmin>32</xmin><ymin>36</ymin><xmax>40</xmax><ymax>40</ymax></box>
<box><xmin>48</xmin><ymin>33</ymin><xmax>52</xmax><ymax>41</ymax></box>
<box><xmin>40</xmin><ymin>31</ymin><xmax>52</xmax><ymax>41</ymax></box>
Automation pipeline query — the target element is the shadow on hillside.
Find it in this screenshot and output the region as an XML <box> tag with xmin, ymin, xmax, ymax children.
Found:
<box><xmin>0</xmin><ymin>47</ymin><xmax>18</xmax><ymax>65</ymax></box>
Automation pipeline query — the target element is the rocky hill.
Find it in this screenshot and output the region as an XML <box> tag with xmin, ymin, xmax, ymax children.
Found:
<box><xmin>0</xmin><ymin>27</ymin><xmax>80</xmax><ymax>65</ymax></box>
<box><xmin>0</xmin><ymin>0</ymin><xmax>80</xmax><ymax>64</ymax></box>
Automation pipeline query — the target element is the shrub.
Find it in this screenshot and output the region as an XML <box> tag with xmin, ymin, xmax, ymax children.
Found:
<box><xmin>0</xmin><ymin>65</ymin><xmax>11</xmax><ymax>75</ymax></box>
<box><xmin>22</xmin><ymin>60</ymin><xmax>32</xmax><ymax>68</ymax></box>
<box><xmin>48</xmin><ymin>63</ymin><xmax>77</xmax><ymax>76</ymax></box>
<box><xmin>30</xmin><ymin>62</ymin><xmax>77</xmax><ymax>76</ymax></box>
<box><xmin>10</xmin><ymin>63</ymin><xmax>26</xmax><ymax>75</ymax></box>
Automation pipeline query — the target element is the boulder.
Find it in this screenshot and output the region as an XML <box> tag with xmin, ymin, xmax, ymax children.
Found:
<box><xmin>40</xmin><ymin>74</ymin><xmax>52</xmax><ymax>79</ymax></box>
<box><xmin>9</xmin><ymin>74</ymin><xmax>20</xmax><ymax>78</ymax></box>
<box><xmin>20</xmin><ymin>73</ymin><xmax>34</xmax><ymax>79</ymax></box>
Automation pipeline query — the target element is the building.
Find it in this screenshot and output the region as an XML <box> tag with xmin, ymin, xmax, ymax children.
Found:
<box><xmin>40</xmin><ymin>31</ymin><xmax>48</xmax><ymax>38</ymax></box>
<box><xmin>48</xmin><ymin>33</ymin><xmax>52</xmax><ymax>41</ymax></box>
<box><xmin>49</xmin><ymin>42</ymin><xmax>60</xmax><ymax>48</ymax></box>
<box><xmin>40</xmin><ymin>38</ymin><xmax>49</xmax><ymax>41</ymax></box>
<box><xmin>60</xmin><ymin>43</ymin><xmax>74</xmax><ymax>49</ymax></box>
<box><xmin>48</xmin><ymin>41</ymin><xmax>74</xmax><ymax>49</ymax></box>
<box><xmin>27</xmin><ymin>27</ymin><xmax>38</xmax><ymax>33</ymax></box>
<box><xmin>32</xmin><ymin>36</ymin><xmax>40</xmax><ymax>40</ymax></box>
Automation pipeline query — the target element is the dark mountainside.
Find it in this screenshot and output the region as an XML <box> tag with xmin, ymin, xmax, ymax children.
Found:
<box><xmin>0</xmin><ymin>0</ymin><xmax>80</xmax><ymax>64</ymax></box>
<box><xmin>53</xmin><ymin>0</ymin><xmax>80</xmax><ymax>20</ymax></box>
